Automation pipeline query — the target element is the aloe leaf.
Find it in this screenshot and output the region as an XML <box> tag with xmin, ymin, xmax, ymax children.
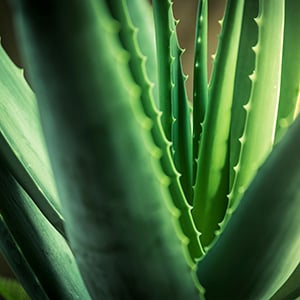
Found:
<box><xmin>274</xmin><ymin>0</ymin><xmax>300</xmax><ymax>143</ymax></box>
<box><xmin>228</xmin><ymin>0</ymin><xmax>259</xmax><ymax>192</ymax></box>
<box><xmin>125</xmin><ymin>0</ymin><xmax>159</xmax><ymax>106</ymax></box>
<box><xmin>192</xmin><ymin>0</ymin><xmax>245</xmax><ymax>248</ymax></box>
<box><xmin>229</xmin><ymin>0</ymin><xmax>285</xmax><ymax>210</ymax></box>
<box><xmin>170</xmin><ymin>10</ymin><xmax>193</xmax><ymax>205</ymax></box>
<box><xmin>106</xmin><ymin>0</ymin><xmax>202</xmax><ymax>261</ymax></box>
<box><xmin>0</xmin><ymin>215</ymin><xmax>48</xmax><ymax>299</ymax></box>
<box><xmin>152</xmin><ymin>0</ymin><xmax>173</xmax><ymax>141</ymax></box>
<box><xmin>0</xmin><ymin>41</ymin><xmax>64</xmax><ymax>236</ymax></box>
<box><xmin>192</xmin><ymin>0</ymin><xmax>208</xmax><ymax>185</ymax></box>
<box><xmin>11</xmin><ymin>0</ymin><xmax>202</xmax><ymax>297</ymax></box>
<box><xmin>152</xmin><ymin>0</ymin><xmax>193</xmax><ymax>200</ymax></box>
<box><xmin>270</xmin><ymin>263</ymin><xmax>300</xmax><ymax>300</ymax></box>
<box><xmin>197</xmin><ymin>115</ymin><xmax>300</xmax><ymax>299</ymax></box>
<box><xmin>0</xmin><ymin>276</ymin><xmax>30</xmax><ymax>300</ymax></box>
<box><xmin>0</xmin><ymin>163</ymin><xmax>91</xmax><ymax>299</ymax></box>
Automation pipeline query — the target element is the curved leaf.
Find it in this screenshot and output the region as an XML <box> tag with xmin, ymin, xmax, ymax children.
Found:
<box><xmin>229</xmin><ymin>0</ymin><xmax>285</xmax><ymax>210</ymax></box>
<box><xmin>0</xmin><ymin>41</ymin><xmax>64</xmax><ymax>236</ymax></box>
<box><xmin>192</xmin><ymin>0</ymin><xmax>245</xmax><ymax>247</ymax></box>
<box><xmin>192</xmin><ymin>0</ymin><xmax>208</xmax><ymax>186</ymax></box>
<box><xmin>197</xmin><ymin>115</ymin><xmax>300</xmax><ymax>299</ymax></box>
<box><xmin>0</xmin><ymin>215</ymin><xmax>48</xmax><ymax>299</ymax></box>
<box><xmin>274</xmin><ymin>0</ymin><xmax>300</xmax><ymax>143</ymax></box>
<box><xmin>0</xmin><ymin>163</ymin><xmax>91</xmax><ymax>299</ymax></box>
<box><xmin>106</xmin><ymin>0</ymin><xmax>202</xmax><ymax>261</ymax></box>
<box><xmin>0</xmin><ymin>276</ymin><xmax>30</xmax><ymax>300</ymax></box>
<box><xmin>11</xmin><ymin>0</ymin><xmax>202</xmax><ymax>297</ymax></box>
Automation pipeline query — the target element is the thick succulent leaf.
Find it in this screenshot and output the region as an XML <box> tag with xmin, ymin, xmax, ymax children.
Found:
<box><xmin>228</xmin><ymin>0</ymin><xmax>259</xmax><ymax>191</ymax></box>
<box><xmin>152</xmin><ymin>0</ymin><xmax>173</xmax><ymax>141</ymax></box>
<box><xmin>170</xmin><ymin>10</ymin><xmax>193</xmax><ymax>206</ymax></box>
<box><xmin>0</xmin><ymin>41</ymin><xmax>64</xmax><ymax>236</ymax></box>
<box><xmin>274</xmin><ymin>0</ymin><xmax>300</xmax><ymax>143</ymax></box>
<box><xmin>192</xmin><ymin>0</ymin><xmax>208</xmax><ymax>185</ymax></box>
<box><xmin>152</xmin><ymin>0</ymin><xmax>193</xmax><ymax>204</ymax></box>
<box><xmin>270</xmin><ymin>263</ymin><xmax>300</xmax><ymax>300</ymax></box>
<box><xmin>197</xmin><ymin>115</ymin><xmax>300</xmax><ymax>299</ymax></box>
<box><xmin>218</xmin><ymin>0</ymin><xmax>259</xmax><ymax>235</ymax></box>
<box><xmin>106</xmin><ymin>0</ymin><xmax>202</xmax><ymax>261</ymax></box>
<box><xmin>125</xmin><ymin>0</ymin><xmax>159</xmax><ymax>106</ymax></box>
<box><xmin>192</xmin><ymin>0</ymin><xmax>245</xmax><ymax>248</ymax></box>
<box><xmin>229</xmin><ymin>0</ymin><xmax>285</xmax><ymax>210</ymax></box>
<box><xmin>11</xmin><ymin>0</ymin><xmax>202</xmax><ymax>297</ymax></box>
<box><xmin>0</xmin><ymin>215</ymin><xmax>48</xmax><ymax>299</ymax></box>
<box><xmin>0</xmin><ymin>164</ymin><xmax>91</xmax><ymax>299</ymax></box>
<box><xmin>0</xmin><ymin>276</ymin><xmax>30</xmax><ymax>300</ymax></box>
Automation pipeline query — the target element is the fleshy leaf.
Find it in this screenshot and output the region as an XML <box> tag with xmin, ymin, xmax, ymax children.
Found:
<box><xmin>274</xmin><ymin>0</ymin><xmax>300</xmax><ymax>143</ymax></box>
<box><xmin>170</xmin><ymin>8</ymin><xmax>193</xmax><ymax>205</ymax></box>
<box><xmin>106</xmin><ymin>0</ymin><xmax>202</xmax><ymax>261</ymax></box>
<box><xmin>197</xmin><ymin>115</ymin><xmax>300</xmax><ymax>299</ymax></box>
<box><xmin>0</xmin><ymin>41</ymin><xmax>64</xmax><ymax>236</ymax></box>
<box><xmin>192</xmin><ymin>0</ymin><xmax>245</xmax><ymax>248</ymax></box>
<box><xmin>192</xmin><ymin>0</ymin><xmax>208</xmax><ymax>185</ymax></box>
<box><xmin>228</xmin><ymin>0</ymin><xmax>259</xmax><ymax>192</ymax></box>
<box><xmin>0</xmin><ymin>163</ymin><xmax>91</xmax><ymax>299</ymax></box>
<box><xmin>228</xmin><ymin>0</ymin><xmax>285</xmax><ymax>210</ymax></box>
<box><xmin>270</xmin><ymin>263</ymin><xmax>300</xmax><ymax>300</ymax></box>
<box><xmin>152</xmin><ymin>0</ymin><xmax>173</xmax><ymax>141</ymax></box>
<box><xmin>0</xmin><ymin>215</ymin><xmax>48</xmax><ymax>299</ymax></box>
<box><xmin>0</xmin><ymin>276</ymin><xmax>30</xmax><ymax>300</ymax></box>
<box><xmin>10</xmin><ymin>0</ymin><xmax>203</xmax><ymax>297</ymax></box>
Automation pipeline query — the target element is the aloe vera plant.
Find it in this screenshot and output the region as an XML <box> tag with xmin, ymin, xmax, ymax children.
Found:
<box><xmin>0</xmin><ymin>0</ymin><xmax>299</xmax><ymax>299</ymax></box>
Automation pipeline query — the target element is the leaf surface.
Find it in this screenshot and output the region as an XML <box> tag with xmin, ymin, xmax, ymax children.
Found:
<box><xmin>197</xmin><ymin>115</ymin><xmax>300</xmax><ymax>299</ymax></box>
<box><xmin>0</xmin><ymin>42</ymin><xmax>64</xmax><ymax>235</ymax></box>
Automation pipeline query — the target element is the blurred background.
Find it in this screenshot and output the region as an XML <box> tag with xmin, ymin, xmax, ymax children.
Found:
<box><xmin>0</xmin><ymin>0</ymin><xmax>225</xmax><ymax>280</ymax></box>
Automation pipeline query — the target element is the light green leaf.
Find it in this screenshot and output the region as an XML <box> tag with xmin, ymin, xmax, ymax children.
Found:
<box><xmin>106</xmin><ymin>0</ymin><xmax>202</xmax><ymax>261</ymax></box>
<box><xmin>197</xmin><ymin>115</ymin><xmax>300</xmax><ymax>299</ymax></box>
<box><xmin>0</xmin><ymin>163</ymin><xmax>91</xmax><ymax>299</ymax></box>
<box><xmin>11</xmin><ymin>0</ymin><xmax>202</xmax><ymax>297</ymax></box>
<box><xmin>152</xmin><ymin>0</ymin><xmax>173</xmax><ymax>141</ymax></box>
<box><xmin>0</xmin><ymin>42</ymin><xmax>64</xmax><ymax>236</ymax></box>
<box><xmin>274</xmin><ymin>0</ymin><xmax>300</xmax><ymax>143</ymax></box>
<box><xmin>229</xmin><ymin>0</ymin><xmax>285</xmax><ymax>210</ymax></box>
<box><xmin>169</xmin><ymin>6</ymin><xmax>193</xmax><ymax>205</ymax></box>
<box><xmin>193</xmin><ymin>0</ymin><xmax>245</xmax><ymax>248</ymax></box>
<box><xmin>228</xmin><ymin>0</ymin><xmax>259</xmax><ymax>192</ymax></box>
<box><xmin>271</xmin><ymin>263</ymin><xmax>300</xmax><ymax>300</ymax></box>
<box><xmin>0</xmin><ymin>277</ymin><xmax>30</xmax><ymax>300</ymax></box>
<box><xmin>193</xmin><ymin>0</ymin><xmax>208</xmax><ymax>186</ymax></box>
<box><xmin>0</xmin><ymin>215</ymin><xmax>48</xmax><ymax>299</ymax></box>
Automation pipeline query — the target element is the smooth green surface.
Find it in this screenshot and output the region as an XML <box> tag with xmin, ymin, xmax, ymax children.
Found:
<box><xmin>192</xmin><ymin>0</ymin><xmax>208</xmax><ymax>185</ymax></box>
<box><xmin>229</xmin><ymin>0</ymin><xmax>285</xmax><ymax>210</ymax></box>
<box><xmin>0</xmin><ymin>42</ymin><xmax>64</xmax><ymax>235</ymax></box>
<box><xmin>152</xmin><ymin>0</ymin><xmax>173</xmax><ymax>141</ymax></box>
<box><xmin>0</xmin><ymin>163</ymin><xmax>91</xmax><ymax>299</ymax></box>
<box><xmin>228</xmin><ymin>0</ymin><xmax>258</xmax><ymax>192</ymax></box>
<box><xmin>153</xmin><ymin>0</ymin><xmax>193</xmax><ymax>204</ymax></box>
<box><xmin>170</xmin><ymin>9</ymin><xmax>193</xmax><ymax>205</ymax></box>
<box><xmin>12</xmin><ymin>0</ymin><xmax>201</xmax><ymax>297</ymax></box>
<box><xmin>0</xmin><ymin>215</ymin><xmax>48</xmax><ymax>300</ymax></box>
<box><xmin>271</xmin><ymin>263</ymin><xmax>300</xmax><ymax>300</ymax></box>
<box><xmin>197</xmin><ymin>115</ymin><xmax>300</xmax><ymax>299</ymax></box>
<box><xmin>106</xmin><ymin>0</ymin><xmax>202</xmax><ymax>261</ymax></box>
<box><xmin>0</xmin><ymin>276</ymin><xmax>30</xmax><ymax>300</ymax></box>
<box><xmin>1</xmin><ymin>0</ymin><xmax>299</xmax><ymax>298</ymax></box>
<box><xmin>193</xmin><ymin>0</ymin><xmax>244</xmax><ymax>247</ymax></box>
<box><xmin>125</xmin><ymin>0</ymin><xmax>159</xmax><ymax>106</ymax></box>
<box><xmin>275</xmin><ymin>0</ymin><xmax>300</xmax><ymax>143</ymax></box>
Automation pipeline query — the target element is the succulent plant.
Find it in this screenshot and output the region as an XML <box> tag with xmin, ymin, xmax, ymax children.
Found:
<box><xmin>0</xmin><ymin>0</ymin><xmax>299</xmax><ymax>299</ymax></box>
